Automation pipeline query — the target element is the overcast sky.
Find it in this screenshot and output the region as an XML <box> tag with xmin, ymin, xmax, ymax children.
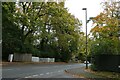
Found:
<box><xmin>64</xmin><ymin>0</ymin><xmax>103</xmax><ymax>34</ymax></box>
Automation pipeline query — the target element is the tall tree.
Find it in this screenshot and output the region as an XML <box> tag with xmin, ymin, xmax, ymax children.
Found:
<box><xmin>2</xmin><ymin>2</ymin><xmax>82</xmax><ymax>62</ymax></box>
<box><xmin>90</xmin><ymin>1</ymin><xmax>120</xmax><ymax>55</ymax></box>
<box><xmin>2</xmin><ymin>2</ymin><xmax>22</xmax><ymax>60</ymax></box>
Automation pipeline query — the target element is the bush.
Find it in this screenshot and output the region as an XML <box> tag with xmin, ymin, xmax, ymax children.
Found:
<box><xmin>90</xmin><ymin>38</ymin><xmax>120</xmax><ymax>55</ymax></box>
<box><xmin>90</xmin><ymin>64</ymin><xmax>98</xmax><ymax>71</ymax></box>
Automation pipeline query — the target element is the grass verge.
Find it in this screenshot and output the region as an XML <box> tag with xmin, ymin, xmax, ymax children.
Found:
<box><xmin>85</xmin><ymin>67</ymin><xmax>120</xmax><ymax>79</ymax></box>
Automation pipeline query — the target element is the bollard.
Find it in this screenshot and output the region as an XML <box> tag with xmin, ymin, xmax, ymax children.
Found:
<box><xmin>118</xmin><ymin>65</ymin><xmax>120</xmax><ymax>68</ymax></box>
<box><xmin>8</xmin><ymin>54</ymin><xmax>13</xmax><ymax>62</ymax></box>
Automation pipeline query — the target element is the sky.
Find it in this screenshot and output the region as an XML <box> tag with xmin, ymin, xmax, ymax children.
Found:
<box><xmin>64</xmin><ymin>0</ymin><xmax>103</xmax><ymax>34</ymax></box>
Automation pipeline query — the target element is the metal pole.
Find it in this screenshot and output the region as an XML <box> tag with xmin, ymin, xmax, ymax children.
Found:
<box><xmin>82</xmin><ymin>8</ymin><xmax>88</xmax><ymax>69</ymax></box>
<box><xmin>85</xmin><ymin>9</ymin><xmax>88</xmax><ymax>69</ymax></box>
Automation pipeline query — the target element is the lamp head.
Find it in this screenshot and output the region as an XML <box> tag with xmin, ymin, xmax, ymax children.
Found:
<box><xmin>82</xmin><ymin>8</ymin><xmax>87</xmax><ymax>10</ymax></box>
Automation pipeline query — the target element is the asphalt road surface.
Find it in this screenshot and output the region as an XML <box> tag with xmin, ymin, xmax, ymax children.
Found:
<box><xmin>2</xmin><ymin>63</ymin><xmax>85</xmax><ymax>79</ymax></box>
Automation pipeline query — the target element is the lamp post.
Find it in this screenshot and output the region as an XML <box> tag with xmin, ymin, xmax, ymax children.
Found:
<box><xmin>82</xmin><ymin>8</ymin><xmax>88</xmax><ymax>69</ymax></box>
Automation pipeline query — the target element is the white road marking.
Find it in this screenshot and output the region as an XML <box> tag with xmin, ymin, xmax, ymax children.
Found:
<box><xmin>4</xmin><ymin>68</ymin><xmax>21</xmax><ymax>71</ymax></box>
<box><xmin>40</xmin><ymin>74</ymin><xmax>44</xmax><ymax>76</ymax></box>
<box><xmin>32</xmin><ymin>67</ymin><xmax>49</xmax><ymax>69</ymax></box>
<box><xmin>25</xmin><ymin>74</ymin><xmax>39</xmax><ymax>78</ymax></box>
<box><xmin>5</xmin><ymin>69</ymin><xmax>13</xmax><ymax>70</ymax></box>
<box><xmin>58</xmin><ymin>70</ymin><xmax>61</xmax><ymax>72</ymax></box>
<box><xmin>25</xmin><ymin>76</ymin><xmax>32</xmax><ymax>78</ymax></box>
<box><xmin>32</xmin><ymin>74</ymin><xmax>38</xmax><ymax>77</ymax></box>
<box><xmin>25</xmin><ymin>76</ymin><xmax>29</xmax><ymax>78</ymax></box>
<box><xmin>46</xmin><ymin>72</ymin><xmax>49</xmax><ymax>74</ymax></box>
<box><xmin>25</xmin><ymin>70</ymin><xmax>64</xmax><ymax>78</ymax></box>
<box><xmin>15</xmin><ymin>78</ymin><xmax>24</xmax><ymax>80</ymax></box>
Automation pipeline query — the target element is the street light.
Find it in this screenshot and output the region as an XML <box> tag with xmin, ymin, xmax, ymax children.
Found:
<box><xmin>82</xmin><ymin>8</ymin><xmax>88</xmax><ymax>69</ymax></box>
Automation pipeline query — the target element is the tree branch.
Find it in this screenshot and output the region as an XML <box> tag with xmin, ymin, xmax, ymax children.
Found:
<box><xmin>25</xmin><ymin>29</ymin><xmax>33</xmax><ymax>40</ymax></box>
<box><xmin>21</xmin><ymin>25</ymin><xmax>25</xmax><ymax>34</ymax></box>
<box><xmin>26</xmin><ymin>2</ymin><xmax>31</xmax><ymax>13</ymax></box>
<box><xmin>35</xmin><ymin>2</ymin><xmax>44</xmax><ymax>21</ymax></box>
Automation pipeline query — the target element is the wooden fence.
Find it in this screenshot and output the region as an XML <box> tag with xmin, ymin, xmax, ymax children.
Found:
<box><xmin>13</xmin><ymin>53</ymin><xmax>32</xmax><ymax>62</ymax></box>
<box><xmin>92</xmin><ymin>54</ymin><xmax>120</xmax><ymax>72</ymax></box>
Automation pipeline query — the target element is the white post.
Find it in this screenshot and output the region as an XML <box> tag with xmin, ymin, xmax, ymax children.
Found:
<box><xmin>8</xmin><ymin>54</ymin><xmax>13</xmax><ymax>62</ymax></box>
<box><xmin>118</xmin><ymin>65</ymin><xmax>120</xmax><ymax>68</ymax></box>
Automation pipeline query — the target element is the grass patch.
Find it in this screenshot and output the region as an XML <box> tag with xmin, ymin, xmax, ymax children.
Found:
<box><xmin>86</xmin><ymin>66</ymin><xmax>120</xmax><ymax>79</ymax></box>
<box><xmin>92</xmin><ymin>71</ymin><xmax>120</xmax><ymax>78</ymax></box>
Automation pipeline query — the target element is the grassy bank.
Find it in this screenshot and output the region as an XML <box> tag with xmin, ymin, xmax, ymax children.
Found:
<box><xmin>85</xmin><ymin>67</ymin><xmax>120</xmax><ymax>79</ymax></box>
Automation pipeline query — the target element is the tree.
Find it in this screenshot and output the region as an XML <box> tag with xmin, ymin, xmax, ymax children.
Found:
<box><xmin>2</xmin><ymin>2</ymin><xmax>82</xmax><ymax>62</ymax></box>
<box><xmin>33</xmin><ymin>2</ymin><xmax>82</xmax><ymax>62</ymax></box>
<box><xmin>90</xmin><ymin>1</ymin><xmax>120</xmax><ymax>55</ymax></box>
<box><xmin>2</xmin><ymin>2</ymin><xmax>22</xmax><ymax>60</ymax></box>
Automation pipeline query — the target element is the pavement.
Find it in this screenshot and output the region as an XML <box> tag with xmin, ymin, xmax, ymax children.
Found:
<box><xmin>65</xmin><ymin>65</ymin><xmax>106</xmax><ymax>78</ymax></box>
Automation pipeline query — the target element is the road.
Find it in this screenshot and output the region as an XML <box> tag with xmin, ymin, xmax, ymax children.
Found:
<box><xmin>2</xmin><ymin>63</ymin><xmax>85</xmax><ymax>79</ymax></box>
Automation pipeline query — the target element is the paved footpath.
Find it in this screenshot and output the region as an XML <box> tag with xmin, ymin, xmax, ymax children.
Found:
<box><xmin>65</xmin><ymin>66</ymin><xmax>106</xmax><ymax>78</ymax></box>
